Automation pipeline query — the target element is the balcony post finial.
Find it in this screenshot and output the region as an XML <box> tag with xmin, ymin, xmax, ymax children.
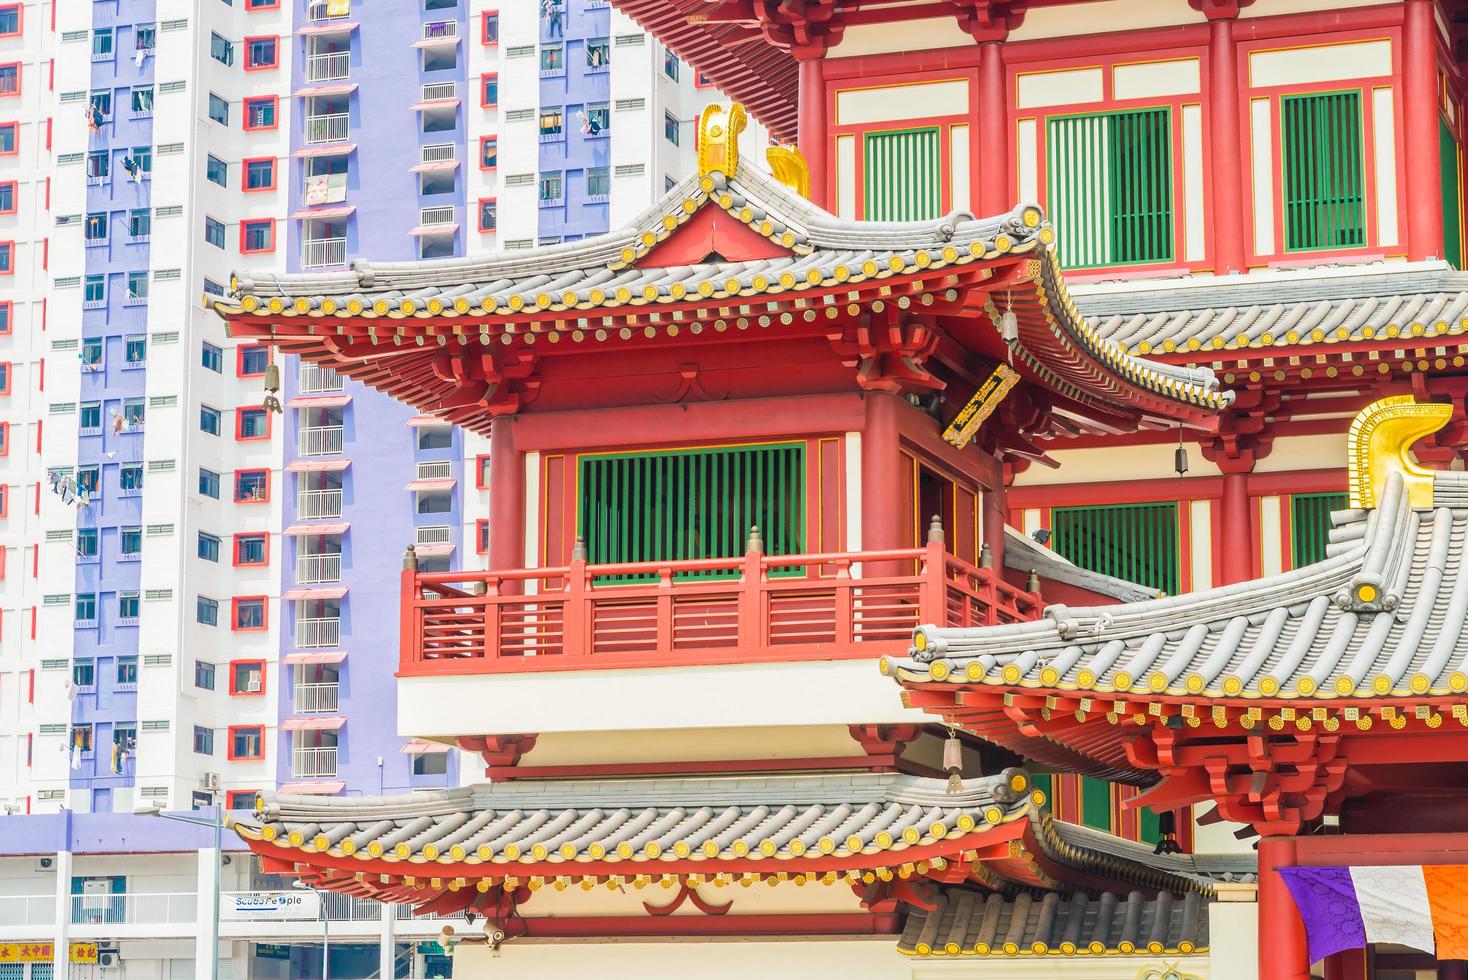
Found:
<box><xmin>927</xmin><ymin>515</ymin><xmax>945</xmax><ymax>545</ymax></box>
<box><xmin>572</xmin><ymin>537</ymin><xmax>588</xmax><ymax>562</ymax></box>
<box><xmin>403</xmin><ymin>545</ymin><xmax>418</xmax><ymax>571</ymax></box>
<box><xmin>978</xmin><ymin>542</ymin><xmax>993</xmax><ymax>569</ymax></box>
<box><xmin>746</xmin><ymin>525</ymin><xmax>763</xmax><ymax>554</ymax></box>
<box><xmin>1026</xmin><ymin>568</ymin><xmax>1040</xmax><ymax>593</ymax></box>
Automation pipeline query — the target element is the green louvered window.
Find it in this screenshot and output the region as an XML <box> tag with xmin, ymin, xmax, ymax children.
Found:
<box><xmin>1282</xmin><ymin>91</ymin><xmax>1365</xmax><ymax>251</ymax></box>
<box><xmin>1442</xmin><ymin>119</ymin><xmax>1463</xmax><ymax>269</ymax></box>
<box><xmin>1046</xmin><ymin>108</ymin><xmax>1174</xmax><ymax>269</ymax></box>
<box><xmin>1050</xmin><ymin>502</ymin><xmax>1179</xmax><ymax>596</ymax></box>
<box><xmin>578</xmin><ymin>443</ymin><xmax>805</xmax><ymax>582</ymax></box>
<box><xmin>1080</xmin><ymin>776</ymin><xmax>1112</xmax><ymax>833</ymax></box>
<box><xmin>863</xmin><ymin>127</ymin><xmax>941</xmax><ymax>222</ymax></box>
<box><xmin>1291</xmin><ymin>492</ymin><xmax>1346</xmax><ymax>569</ymax></box>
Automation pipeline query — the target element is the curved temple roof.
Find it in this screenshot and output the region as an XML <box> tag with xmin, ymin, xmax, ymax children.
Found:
<box><xmin>211</xmin><ymin>139</ymin><xmax>1230</xmax><ymax>435</ymax></box>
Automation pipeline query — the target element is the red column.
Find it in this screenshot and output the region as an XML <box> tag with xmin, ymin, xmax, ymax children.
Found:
<box><xmin>978</xmin><ymin>41</ymin><xmax>1009</xmax><ymax>214</ymax></box>
<box><xmin>487</xmin><ymin>414</ymin><xmax>524</xmax><ymax>577</ymax></box>
<box><xmin>861</xmin><ymin>393</ymin><xmax>906</xmax><ymax>558</ymax></box>
<box><xmin>1258</xmin><ymin>836</ymin><xmax>1310</xmax><ymax>980</ymax></box>
<box><xmin>1206</xmin><ymin>14</ymin><xmax>1246</xmax><ymax>273</ymax></box>
<box><xmin>1324</xmin><ymin>949</ymin><xmax>1369</xmax><ymax>980</ymax></box>
<box><xmin>1404</xmin><ymin>0</ymin><xmax>1444</xmax><ymax>262</ymax></box>
<box><xmin>983</xmin><ymin>486</ymin><xmax>1006</xmax><ymax>570</ymax></box>
<box><xmin>797</xmin><ymin>56</ymin><xmax>829</xmax><ymax>210</ymax></box>
<box><xmin>1219</xmin><ymin>466</ymin><xmax>1253</xmax><ymax>585</ymax></box>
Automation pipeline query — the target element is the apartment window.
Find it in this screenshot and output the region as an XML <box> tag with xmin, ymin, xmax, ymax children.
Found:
<box><xmin>201</xmin><ymin>342</ymin><xmax>223</xmax><ymax>373</ymax></box>
<box><xmin>585</xmin><ymin>103</ymin><xmax>608</xmax><ymax>135</ymax></box>
<box><xmin>234</xmin><ymin>533</ymin><xmax>267</xmax><ymax>565</ymax></box>
<box><xmin>89</xmin><ymin>92</ymin><xmax>113</xmax><ymax>122</ymax></box>
<box><xmin>204</xmin><ymin>216</ymin><xmax>226</xmax><ymax>249</ymax></box>
<box><xmin>476</xmin><ymin>518</ymin><xmax>489</xmax><ymax>554</ymax></box>
<box><xmin>75</xmin><ymin>593</ymin><xmax>97</xmax><ymax>624</ymax></box>
<box><xmin>126</xmin><ymin>271</ymin><xmax>148</xmax><ymax>301</ymax></box>
<box><xmin>84</xmin><ymin>212</ymin><xmax>107</xmax><ymax>242</ymax></box>
<box><xmin>240</xmin><ymin>219</ymin><xmax>274</xmax><ymax>254</ymax></box>
<box><xmin>129</xmin><ymin>145</ymin><xmax>151</xmax><ymax>177</ymax></box>
<box><xmin>194</xmin><ymin>660</ymin><xmax>215</xmax><ymax>690</ymax></box>
<box><xmin>200</xmin><ymin>405</ymin><xmax>222</xmax><ymax>435</ymax></box>
<box><xmin>93</xmin><ymin>28</ymin><xmax>114</xmax><ymax>57</ymax></box>
<box><xmin>230</xmin><ymin>660</ymin><xmax>265</xmax><ymax>695</ymax></box>
<box><xmin>1046</xmin><ymin>108</ymin><xmax>1173</xmax><ymax>268</ymax></box>
<box><xmin>479</xmin><ymin>136</ymin><xmax>497</xmax><ymax>170</ymax></box>
<box><xmin>538</xmin><ymin>171</ymin><xmax>562</xmax><ymax>202</ymax></box>
<box><xmin>0</xmin><ymin>123</ymin><xmax>15</xmax><ymax>155</ymax></box>
<box><xmin>0</xmin><ymin>6</ymin><xmax>18</xmax><ymax>36</ymax></box>
<box><xmin>119</xmin><ymin>526</ymin><xmax>141</xmax><ymax>556</ymax></box>
<box><xmin>0</xmin><ymin>239</ymin><xmax>10</xmax><ymax>273</ymax></box>
<box><xmin>1282</xmin><ymin>91</ymin><xmax>1365</xmax><ymax>252</ymax></box>
<box><xmin>130</xmin><ymin>85</ymin><xmax>153</xmax><ymax>115</ymax></box>
<box><xmin>480</xmin><ymin>73</ymin><xmax>498</xmax><ymax>107</ymax></box>
<box><xmin>587</xmin><ymin>166</ymin><xmax>609</xmax><ymax>198</ymax></box>
<box><xmin>0</xmin><ymin>64</ymin><xmax>18</xmax><ymax>97</ymax></box>
<box><xmin>238</xmin><ymin>346</ymin><xmax>269</xmax><ymax>376</ymax></box>
<box><xmin>243</xmin><ymin>95</ymin><xmax>276</xmax><ymax>130</ymax></box>
<box><xmin>481</xmin><ymin>12</ymin><xmax>498</xmax><ymax>44</ymax></box>
<box><xmin>478</xmin><ymin>198</ymin><xmax>497</xmax><ymax>232</ymax></box>
<box><xmin>225</xmin><ymin>790</ymin><xmax>257</xmax><ymax>810</ymax></box>
<box><xmin>123</xmin><ymin>397</ymin><xmax>145</xmax><ymax>427</ymax></box>
<box><xmin>412</xmin><ymin>751</ymin><xmax>448</xmax><ymax>776</ymax></box>
<box><xmin>663</xmin><ymin>48</ymin><xmax>679</xmax><ymax>80</ymax></box>
<box><xmin>76</xmin><ymin>528</ymin><xmax>98</xmax><ymax>558</ymax></box>
<box><xmin>539</xmin><ymin>108</ymin><xmax>563</xmax><ymax>141</ymax></box>
<box><xmin>0</xmin><ymin>301</ymin><xmax>9</xmax><ymax>334</ymax></box>
<box><xmin>198</xmin><ymin>532</ymin><xmax>221</xmax><ymax>562</ymax></box>
<box><xmin>118</xmin><ymin>592</ymin><xmax>139</xmax><ymax>621</ymax></box>
<box><xmin>237</xmin><ymin>407</ymin><xmax>270</xmax><ymax>439</ymax></box>
<box><xmin>71</xmin><ymin>663</ymin><xmax>95</xmax><ymax>689</ymax></box>
<box><xmin>129</xmin><ymin>208</ymin><xmax>151</xmax><ymax>237</ymax></box>
<box><xmin>417</xmin><ymin>425</ymin><xmax>451</xmax><ymax>451</ymax></box>
<box><xmin>664</xmin><ymin>112</ymin><xmax>679</xmax><ymax>145</ymax></box>
<box><xmin>232</xmin><ymin>598</ymin><xmax>266</xmax><ymax>631</ymax></box>
<box><xmin>136</xmin><ymin>23</ymin><xmax>155</xmax><ymax>53</ymax></box>
<box><xmin>125</xmin><ymin>336</ymin><xmax>146</xmax><ymax>365</ymax></box>
<box><xmin>210</xmin><ymin>33</ymin><xmax>234</xmax><ymax>66</ymax></box>
<box><xmin>193</xmin><ymin>726</ymin><xmax>214</xmax><ymax>755</ymax></box>
<box><xmin>245</xmin><ymin>0</ymin><xmax>279</xmax><ymax>9</ymax></box>
<box><xmin>199</xmin><ymin>468</ymin><xmax>220</xmax><ymax>498</ymax></box>
<box><xmin>208</xmin><ymin>93</ymin><xmax>229</xmax><ymax>125</ymax></box>
<box><xmin>117</xmin><ymin>656</ymin><xmax>138</xmax><ymax>684</ymax></box>
<box><xmin>1051</xmin><ymin>502</ymin><xmax>1180</xmax><ymax>596</ymax></box>
<box><xmin>235</xmin><ymin>469</ymin><xmax>269</xmax><ymax>503</ymax></box>
<box><xmin>0</xmin><ymin>181</ymin><xmax>12</xmax><ymax>213</ymax></box>
<box><xmin>243</xmin><ymin>157</ymin><xmax>276</xmax><ymax>191</ymax></box>
<box><xmin>541</xmin><ymin>44</ymin><xmax>563</xmax><ymax>72</ymax></box>
<box><xmin>84</xmin><ymin>275</ymin><xmax>105</xmax><ymax>304</ymax></box>
<box><xmin>197</xmin><ymin>596</ymin><xmax>219</xmax><ymax>627</ymax></box>
<box><xmin>587</xmin><ymin>37</ymin><xmax>609</xmax><ymax>69</ymax></box>
<box><xmin>76</xmin><ymin>465</ymin><xmax>99</xmax><ymax>494</ymax></box>
<box><xmin>244</xmin><ymin>36</ymin><xmax>278</xmax><ymax>70</ymax></box>
<box><xmin>119</xmin><ymin>464</ymin><xmax>143</xmax><ymax>491</ymax></box>
<box><xmin>229</xmin><ymin>726</ymin><xmax>265</xmax><ymax>761</ymax></box>
<box><xmin>205</xmin><ymin>155</ymin><xmax>227</xmax><ymax>187</ymax></box>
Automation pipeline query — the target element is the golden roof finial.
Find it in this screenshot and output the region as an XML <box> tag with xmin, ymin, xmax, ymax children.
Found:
<box><xmin>698</xmin><ymin>103</ymin><xmax>747</xmax><ymax>181</ymax></box>
<box><xmin>1347</xmin><ymin>395</ymin><xmax>1452</xmax><ymax>508</ymax></box>
<box><xmin>765</xmin><ymin>145</ymin><xmax>810</xmax><ymax>199</ymax></box>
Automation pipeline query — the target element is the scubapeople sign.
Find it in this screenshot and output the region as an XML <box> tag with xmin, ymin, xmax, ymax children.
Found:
<box><xmin>222</xmin><ymin>891</ymin><xmax>322</xmax><ymax>920</ymax></box>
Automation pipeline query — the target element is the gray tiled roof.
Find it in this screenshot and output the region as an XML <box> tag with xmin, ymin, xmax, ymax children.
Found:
<box><xmin>1004</xmin><ymin>526</ymin><xmax>1162</xmax><ymax>603</ymax></box>
<box><xmin>1074</xmin><ymin>263</ymin><xmax>1468</xmax><ymax>355</ymax></box>
<box><xmin>891</xmin><ymin>470</ymin><xmax>1468</xmax><ymax>700</ymax></box>
<box><xmin>897</xmin><ymin>887</ymin><xmax>1209</xmax><ymax>957</ymax></box>
<box><xmin>232</xmin><ymin>770</ymin><xmax>1037</xmax><ymax>866</ymax></box>
<box><xmin>1046</xmin><ymin>820</ymin><xmax>1256</xmax><ymax>886</ymax></box>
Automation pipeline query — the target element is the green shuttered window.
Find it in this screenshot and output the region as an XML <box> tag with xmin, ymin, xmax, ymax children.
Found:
<box><xmin>1441</xmin><ymin>119</ymin><xmax>1463</xmax><ymax>269</ymax></box>
<box><xmin>863</xmin><ymin>128</ymin><xmax>941</xmax><ymax>222</ymax></box>
<box><xmin>1050</xmin><ymin>502</ymin><xmax>1179</xmax><ymax>596</ymax></box>
<box><xmin>1282</xmin><ymin>91</ymin><xmax>1365</xmax><ymax>251</ymax></box>
<box><xmin>1046</xmin><ymin>107</ymin><xmax>1174</xmax><ymax>269</ymax></box>
<box><xmin>579</xmin><ymin>443</ymin><xmax>805</xmax><ymax>581</ymax></box>
<box><xmin>1291</xmin><ymin>492</ymin><xmax>1346</xmax><ymax>569</ymax></box>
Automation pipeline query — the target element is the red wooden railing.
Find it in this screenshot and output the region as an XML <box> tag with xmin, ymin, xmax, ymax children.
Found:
<box><xmin>399</xmin><ymin>535</ymin><xmax>1043</xmax><ymax>674</ymax></box>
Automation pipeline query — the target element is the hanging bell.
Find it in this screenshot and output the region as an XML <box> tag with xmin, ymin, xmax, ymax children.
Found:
<box><xmin>943</xmin><ymin>731</ymin><xmax>964</xmax><ymax>794</ymax></box>
<box><xmin>1000</xmin><ymin>309</ymin><xmax>1019</xmax><ymax>346</ymax></box>
<box><xmin>1174</xmin><ymin>444</ymin><xmax>1189</xmax><ymax>476</ymax></box>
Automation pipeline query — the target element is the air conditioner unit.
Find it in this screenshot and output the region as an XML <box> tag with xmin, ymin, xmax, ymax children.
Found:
<box><xmin>36</xmin><ymin>857</ymin><xmax>54</xmax><ymax>871</ymax></box>
<box><xmin>199</xmin><ymin>772</ymin><xmax>220</xmax><ymax>790</ymax></box>
<box><xmin>98</xmin><ymin>948</ymin><xmax>121</xmax><ymax>969</ymax></box>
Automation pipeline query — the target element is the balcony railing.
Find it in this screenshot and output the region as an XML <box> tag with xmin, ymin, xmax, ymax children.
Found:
<box><xmin>419</xmin><ymin>206</ymin><xmax>455</xmax><ymax>226</ymax></box>
<box><xmin>421</xmin><ymin>142</ymin><xmax>456</xmax><ymax>164</ymax></box>
<box><xmin>415</xmin><ymin>525</ymin><xmax>452</xmax><ymax>546</ymax></box>
<box><xmin>299</xmin><ymin>424</ymin><xmax>344</xmax><ymax>456</ymax></box>
<box><xmin>291</xmin><ymin>745</ymin><xmax>338</xmax><ymax>777</ymax></box>
<box><xmin>293</xmin><ymin>681</ymin><xmax>340</xmax><ymax>714</ymax></box>
<box><xmin>298</xmin><ymin>488</ymin><xmax>344</xmax><ymax>519</ymax></box>
<box><xmin>302</xmin><ymin>237</ymin><xmax>347</xmax><ymax>269</ymax></box>
<box><xmin>296</xmin><ymin>617</ymin><xmax>341</xmax><ymax>649</ymax></box>
<box><xmin>307</xmin><ymin>0</ymin><xmax>351</xmax><ymax>19</ymax></box>
<box><xmin>0</xmin><ymin>895</ymin><xmax>55</xmax><ymax>928</ymax></box>
<box><xmin>306</xmin><ymin>51</ymin><xmax>350</xmax><ymax>83</ymax></box>
<box><xmin>416</xmin><ymin>460</ymin><xmax>452</xmax><ymax>480</ymax></box>
<box><xmin>299</xmin><ymin>364</ymin><xmax>343</xmax><ymax>393</ymax></box>
<box><xmin>420</xmin><ymin>81</ymin><xmax>456</xmax><ymax>102</ymax></box>
<box><xmin>422</xmin><ymin>20</ymin><xmax>458</xmax><ymax>40</ymax></box>
<box><xmin>400</xmin><ymin>532</ymin><xmax>1042</xmax><ymax>673</ymax></box>
<box><xmin>305</xmin><ymin>112</ymin><xmax>350</xmax><ymax>144</ymax></box>
<box><xmin>70</xmin><ymin>892</ymin><xmax>196</xmax><ymax>926</ymax></box>
<box><xmin>297</xmin><ymin>552</ymin><xmax>342</xmax><ymax>583</ymax></box>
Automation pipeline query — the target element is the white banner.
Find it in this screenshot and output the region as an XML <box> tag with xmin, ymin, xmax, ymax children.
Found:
<box><xmin>222</xmin><ymin>891</ymin><xmax>321</xmax><ymax>920</ymax></box>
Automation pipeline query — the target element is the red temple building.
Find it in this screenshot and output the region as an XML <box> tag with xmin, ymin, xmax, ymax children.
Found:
<box><xmin>212</xmin><ymin>0</ymin><xmax>1468</xmax><ymax>975</ymax></box>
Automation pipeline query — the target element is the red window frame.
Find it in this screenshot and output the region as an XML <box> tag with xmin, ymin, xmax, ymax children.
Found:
<box><xmin>480</xmin><ymin>11</ymin><xmax>498</xmax><ymax>45</ymax></box>
<box><xmin>479</xmin><ymin>72</ymin><xmax>498</xmax><ymax>107</ymax></box>
<box><xmin>234</xmin><ymin>404</ymin><xmax>272</xmax><ymax>441</ymax></box>
<box><xmin>475</xmin><ymin>518</ymin><xmax>489</xmax><ymax>555</ymax></box>
<box><xmin>0</xmin><ymin>179</ymin><xmax>15</xmax><ymax>214</ymax></box>
<box><xmin>232</xmin><ymin>532</ymin><xmax>269</xmax><ymax>567</ymax></box>
<box><xmin>478</xmin><ymin>136</ymin><xmax>497</xmax><ymax>171</ymax></box>
<box><xmin>234</xmin><ymin>468</ymin><xmax>270</xmax><ymax>503</ymax></box>
<box><xmin>474</xmin><ymin>453</ymin><xmax>491</xmax><ymax>489</ymax></box>
<box><xmin>238</xmin><ymin>218</ymin><xmax>275</xmax><ymax>254</ymax></box>
<box><xmin>0</xmin><ymin>239</ymin><xmax>12</xmax><ymax>274</ymax></box>
<box><xmin>0</xmin><ymin>62</ymin><xmax>19</xmax><ymax>98</ymax></box>
<box><xmin>228</xmin><ymin>658</ymin><xmax>267</xmax><ymax>694</ymax></box>
<box><xmin>227</xmin><ymin>724</ymin><xmax>266</xmax><ymax>760</ymax></box>
<box><xmin>242</xmin><ymin>35</ymin><xmax>280</xmax><ymax>71</ymax></box>
<box><xmin>0</xmin><ymin>421</ymin><xmax>8</xmax><ymax>455</ymax></box>
<box><xmin>242</xmin><ymin>95</ymin><xmax>278</xmax><ymax>131</ymax></box>
<box><xmin>225</xmin><ymin>789</ymin><xmax>258</xmax><ymax>810</ymax></box>
<box><xmin>0</xmin><ymin>122</ymin><xmax>16</xmax><ymax>155</ymax></box>
<box><xmin>230</xmin><ymin>598</ymin><xmax>268</xmax><ymax>633</ymax></box>
<box><xmin>244</xmin><ymin>0</ymin><xmax>280</xmax><ymax>9</ymax></box>
<box><xmin>0</xmin><ymin>5</ymin><xmax>21</xmax><ymax>39</ymax></box>
<box><xmin>241</xmin><ymin>156</ymin><xmax>277</xmax><ymax>192</ymax></box>
<box><xmin>0</xmin><ymin>361</ymin><xmax>11</xmax><ymax>396</ymax></box>
<box><xmin>0</xmin><ymin>300</ymin><xmax>10</xmax><ymax>334</ymax></box>
<box><xmin>695</xmin><ymin>71</ymin><xmax>715</xmax><ymax>90</ymax></box>
<box><xmin>236</xmin><ymin>344</ymin><xmax>270</xmax><ymax>377</ymax></box>
<box><xmin>477</xmin><ymin>197</ymin><xmax>497</xmax><ymax>233</ymax></box>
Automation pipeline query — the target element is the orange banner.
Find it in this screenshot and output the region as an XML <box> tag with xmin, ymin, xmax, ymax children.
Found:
<box><xmin>1425</xmin><ymin>865</ymin><xmax>1468</xmax><ymax>961</ymax></box>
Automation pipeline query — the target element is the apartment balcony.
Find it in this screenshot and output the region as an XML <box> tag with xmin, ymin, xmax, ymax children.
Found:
<box><xmin>299</xmin><ymin>424</ymin><xmax>345</xmax><ymax>456</ymax></box>
<box><xmin>302</xmin><ymin>237</ymin><xmax>347</xmax><ymax>269</ymax></box>
<box><xmin>299</xmin><ymin>363</ymin><xmax>344</xmax><ymax>394</ymax></box>
<box><xmin>70</xmin><ymin>892</ymin><xmax>196</xmax><ymax>926</ymax></box>
<box><xmin>291</xmin><ymin>745</ymin><xmax>338</xmax><ymax>778</ymax></box>
<box><xmin>297</xmin><ymin>552</ymin><xmax>342</xmax><ymax>584</ymax></box>
<box><xmin>415</xmin><ymin>525</ymin><xmax>452</xmax><ymax>547</ymax></box>
<box><xmin>296</xmin><ymin>616</ymin><xmax>341</xmax><ymax>649</ymax></box>
<box><xmin>305</xmin><ymin>112</ymin><xmax>350</xmax><ymax>144</ymax></box>
<box><xmin>420</xmin><ymin>20</ymin><xmax>458</xmax><ymax>42</ymax></box>
<box><xmin>0</xmin><ymin>895</ymin><xmax>53</xmax><ymax>929</ymax></box>
<box><xmin>305</xmin><ymin>51</ymin><xmax>350</xmax><ymax>83</ymax></box>
<box><xmin>307</xmin><ymin>0</ymin><xmax>351</xmax><ymax>19</ymax></box>
<box><xmin>297</xmin><ymin>488</ymin><xmax>344</xmax><ymax>520</ymax></box>
<box><xmin>294</xmin><ymin>681</ymin><xmax>340</xmax><ymax>714</ymax></box>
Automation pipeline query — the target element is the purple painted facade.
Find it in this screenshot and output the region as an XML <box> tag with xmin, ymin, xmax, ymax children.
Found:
<box><xmin>537</xmin><ymin>0</ymin><xmax>612</xmax><ymax>242</ymax></box>
<box><xmin>0</xmin><ymin>810</ymin><xmax>244</xmax><ymax>856</ymax></box>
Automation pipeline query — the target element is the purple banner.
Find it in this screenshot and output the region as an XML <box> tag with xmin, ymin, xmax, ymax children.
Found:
<box><xmin>1279</xmin><ymin>866</ymin><xmax>1367</xmax><ymax>964</ymax></box>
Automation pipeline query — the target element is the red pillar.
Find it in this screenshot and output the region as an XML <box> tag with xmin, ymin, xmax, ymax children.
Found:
<box><xmin>1218</xmin><ymin>466</ymin><xmax>1253</xmax><ymax>584</ymax></box>
<box><xmin>1206</xmin><ymin>14</ymin><xmax>1246</xmax><ymax>274</ymax></box>
<box><xmin>1258</xmin><ymin>836</ymin><xmax>1310</xmax><ymax>980</ymax></box>
<box><xmin>978</xmin><ymin>41</ymin><xmax>1009</xmax><ymax>214</ymax></box>
<box><xmin>487</xmin><ymin>415</ymin><xmax>524</xmax><ymax>577</ymax></box>
<box><xmin>797</xmin><ymin>56</ymin><xmax>829</xmax><ymax>210</ymax></box>
<box><xmin>983</xmin><ymin>485</ymin><xmax>1006</xmax><ymax>570</ymax></box>
<box><xmin>861</xmin><ymin>393</ymin><xmax>907</xmax><ymax>558</ymax></box>
<box><xmin>1324</xmin><ymin>949</ymin><xmax>1369</xmax><ymax>980</ymax></box>
<box><xmin>1404</xmin><ymin>0</ymin><xmax>1444</xmax><ymax>262</ymax></box>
